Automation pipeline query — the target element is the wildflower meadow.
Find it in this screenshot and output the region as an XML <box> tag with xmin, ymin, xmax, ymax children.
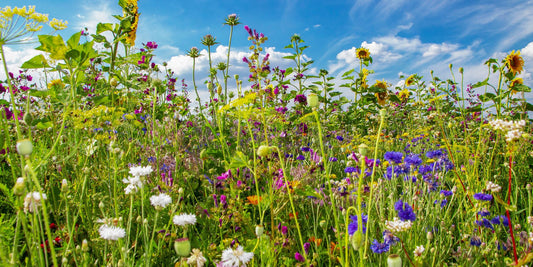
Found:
<box><xmin>1</xmin><ymin>2</ymin><xmax>533</xmax><ymax>267</ymax></box>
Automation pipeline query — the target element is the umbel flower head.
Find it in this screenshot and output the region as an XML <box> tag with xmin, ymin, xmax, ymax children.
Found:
<box><xmin>0</xmin><ymin>6</ymin><xmax>67</xmax><ymax>46</ymax></box>
<box><xmin>504</xmin><ymin>50</ymin><xmax>524</xmax><ymax>75</ymax></box>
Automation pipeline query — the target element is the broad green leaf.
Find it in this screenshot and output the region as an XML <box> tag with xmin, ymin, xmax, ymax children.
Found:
<box><xmin>36</xmin><ymin>35</ymin><xmax>66</xmax><ymax>55</ymax></box>
<box><xmin>479</xmin><ymin>92</ymin><xmax>496</xmax><ymax>102</ymax></box>
<box><xmin>228</xmin><ymin>151</ymin><xmax>249</xmax><ymax>169</ymax></box>
<box><xmin>35</xmin><ymin>121</ymin><xmax>54</xmax><ymax>130</ymax></box>
<box><xmin>96</xmin><ymin>23</ymin><xmax>114</xmax><ymax>34</ymax></box>
<box><xmin>67</xmin><ymin>31</ymin><xmax>82</xmax><ymax>49</ymax></box>
<box><xmin>21</xmin><ymin>54</ymin><xmax>50</xmax><ymax>69</ymax></box>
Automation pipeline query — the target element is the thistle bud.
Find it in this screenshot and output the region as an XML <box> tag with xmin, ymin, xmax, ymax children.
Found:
<box><xmin>16</xmin><ymin>139</ymin><xmax>33</xmax><ymax>156</ymax></box>
<box><xmin>174</xmin><ymin>238</ymin><xmax>191</xmax><ymax>257</ymax></box>
<box><xmin>307</xmin><ymin>93</ymin><xmax>319</xmax><ymax>108</ymax></box>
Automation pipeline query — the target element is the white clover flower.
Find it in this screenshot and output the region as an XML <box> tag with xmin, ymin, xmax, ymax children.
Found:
<box><xmin>150</xmin><ymin>193</ymin><xmax>172</xmax><ymax>209</ymax></box>
<box><xmin>173</xmin><ymin>213</ymin><xmax>197</xmax><ymax>226</ymax></box>
<box><xmin>413</xmin><ymin>245</ymin><xmax>425</xmax><ymax>257</ymax></box>
<box><xmin>187</xmin><ymin>248</ymin><xmax>207</xmax><ymax>267</ymax></box>
<box><xmin>98</xmin><ymin>225</ymin><xmax>126</xmax><ymax>241</ymax></box>
<box><xmin>23</xmin><ymin>191</ymin><xmax>47</xmax><ymax>213</ymax></box>
<box><xmin>485</xmin><ymin>181</ymin><xmax>502</xmax><ymax>193</ymax></box>
<box><xmin>385</xmin><ymin>217</ymin><xmax>413</xmax><ymax>233</ymax></box>
<box><xmin>220</xmin><ymin>245</ymin><xmax>254</xmax><ymax>267</ymax></box>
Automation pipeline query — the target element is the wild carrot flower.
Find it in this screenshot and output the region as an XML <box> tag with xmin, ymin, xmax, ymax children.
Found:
<box><xmin>385</xmin><ymin>217</ymin><xmax>413</xmax><ymax>233</ymax></box>
<box><xmin>98</xmin><ymin>225</ymin><xmax>126</xmax><ymax>241</ymax></box>
<box><xmin>173</xmin><ymin>213</ymin><xmax>197</xmax><ymax>226</ymax></box>
<box><xmin>220</xmin><ymin>245</ymin><xmax>254</xmax><ymax>266</ymax></box>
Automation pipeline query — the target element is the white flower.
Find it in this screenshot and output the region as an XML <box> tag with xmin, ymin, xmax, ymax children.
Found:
<box><xmin>85</xmin><ymin>138</ymin><xmax>97</xmax><ymax>156</ymax></box>
<box><xmin>220</xmin><ymin>245</ymin><xmax>254</xmax><ymax>267</ymax></box>
<box><xmin>173</xmin><ymin>213</ymin><xmax>197</xmax><ymax>226</ymax></box>
<box><xmin>129</xmin><ymin>165</ymin><xmax>153</xmax><ymax>177</ymax></box>
<box><xmin>122</xmin><ymin>176</ymin><xmax>143</xmax><ymax>194</ymax></box>
<box><xmin>23</xmin><ymin>191</ymin><xmax>47</xmax><ymax>213</ymax></box>
<box><xmin>98</xmin><ymin>225</ymin><xmax>126</xmax><ymax>241</ymax></box>
<box><xmin>187</xmin><ymin>248</ymin><xmax>207</xmax><ymax>267</ymax></box>
<box><xmin>485</xmin><ymin>181</ymin><xmax>501</xmax><ymax>193</ymax></box>
<box><xmin>413</xmin><ymin>245</ymin><xmax>425</xmax><ymax>257</ymax></box>
<box><xmin>150</xmin><ymin>193</ymin><xmax>172</xmax><ymax>209</ymax></box>
<box><xmin>385</xmin><ymin>217</ymin><xmax>413</xmax><ymax>233</ymax></box>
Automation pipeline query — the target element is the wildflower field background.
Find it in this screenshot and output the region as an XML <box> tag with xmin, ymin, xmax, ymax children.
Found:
<box><xmin>1</xmin><ymin>2</ymin><xmax>533</xmax><ymax>267</ymax></box>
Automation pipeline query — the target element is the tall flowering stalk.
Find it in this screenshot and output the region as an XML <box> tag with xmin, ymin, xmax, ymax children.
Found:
<box><xmin>223</xmin><ymin>14</ymin><xmax>240</xmax><ymax>105</ymax></box>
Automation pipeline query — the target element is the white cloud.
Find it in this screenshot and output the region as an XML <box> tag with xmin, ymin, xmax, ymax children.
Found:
<box><xmin>361</xmin><ymin>41</ymin><xmax>403</xmax><ymax>62</ymax></box>
<box><xmin>422</xmin><ymin>43</ymin><xmax>459</xmax><ymax>57</ymax></box>
<box><xmin>522</xmin><ymin>42</ymin><xmax>533</xmax><ymax>59</ymax></box>
<box><xmin>75</xmin><ymin>1</ymin><xmax>117</xmax><ymax>33</ymax></box>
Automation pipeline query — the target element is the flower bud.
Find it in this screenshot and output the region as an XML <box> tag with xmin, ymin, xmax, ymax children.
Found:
<box><xmin>174</xmin><ymin>238</ymin><xmax>191</xmax><ymax>257</ymax></box>
<box><xmin>98</xmin><ymin>201</ymin><xmax>104</xmax><ymax>209</ymax></box>
<box><xmin>427</xmin><ymin>231</ymin><xmax>433</xmax><ymax>241</ymax></box>
<box><xmin>319</xmin><ymin>220</ymin><xmax>326</xmax><ymax>228</ymax></box>
<box><xmin>459</xmin><ymin>67</ymin><xmax>464</xmax><ymax>74</ymax></box>
<box><xmin>61</xmin><ymin>179</ymin><xmax>68</xmax><ymax>192</ymax></box>
<box><xmin>257</xmin><ymin>145</ymin><xmax>271</xmax><ymax>157</ymax></box>
<box><xmin>81</xmin><ymin>239</ymin><xmax>89</xmax><ymax>252</ymax></box>
<box><xmin>13</xmin><ymin>177</ymin><xmax>25</xmax><ymax>196</ymax></box>
<box><xmin>110</xmin><ymin>78</ymin><xmax>118</xmax><ymax>87</ymax></box>
<box><xmin>350</xmin><ymin>231</ymin><xmax>364</xmax><ymax>251</ymax></box>
<box><xmin>16</xmin><ymin>139</ymin><xmax>33</xmax><ymax>156</ymax></box>
<box><xmin>23</xmin><ymin>112</ymin><xmax>33</xmax><ymax>125</ymax></box>
<box><xmin>358</xmin><ymin>143</ymin><xmax>368</xmax><ymax>157</ymax></box>
<box><xmin>255</xmin><ymin>225</ymin><xmax>264</xmax><ymax>238</ymax></box>
<box><xmin>307</xmin><ymin>93</ymin><xmax>319</xmax><ymax>108</ymax></box>
<box><xmin>387</xmin><ymin>254</ymin><xmax>402</xmax><ymax>267</ymax></box>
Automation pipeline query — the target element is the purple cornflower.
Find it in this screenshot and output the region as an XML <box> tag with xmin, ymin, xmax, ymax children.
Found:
<box><xmin>304</xmin><ymin>242</ymin><xmax>311</xmax><ymax>254</ymax></box>
<box><xmin>344</xmin><ymin>166</ymin><xmax>358</xmax><ymax>173</ymax></box>
<box><xmin>440</xmin><ymin>190</ymin><xmax>453</xmax><ymax>197</ymax></box>
<box><xmin>477</xmin><ymin>209</ymin><xmax>490</xmax><ymax>217</ymax></box>
<box><xmin>294</xmin><ymin>94</ymin><xmax>307</xmax><ymax>105</ymax></box>
<box><xmin>404</xmin><ymin>154</ymin><xmax>422</xmax><ymax>166</ymax></box>
<box><xmin>470</xmin><ymin>236</ymin><xmax>482</xmax><ymax>247</ymax></box>
<box><xmin>382</xmin><ymin>230</ymin><xmax>399</xmax><ymax>245</ymax></box>
<box><xmin>394</xmin><ymin>200</ymin><xmax>416</xmax><ymax>221</ymax></box>
<box><xmin>348</xmin><ymin>214</ymin><xmax>368</xmax><ymax>235</ymax></box>
<box><xmin>384</xmin><ymin>151</ymin><xmax>403</xmax><ymax>164</ymax></box>
<box><xmin>336</xmin><ymin>135</ymin><xmax>344</xmax><ymax>141</ymax></box>
<box><xmin>295</xmin><ymin>252</ymin><xmax>305</xmax><ymax>262</ymax></box>
<box><xmin>475</xmin><ymin>218</ymin><xmax>494</xmax><ymax>230</ymax></box>
<box><xmin>370</xmin><ymin>239</ymin><xmax>390</xmax><ymax>254</ymax></box>
<box><xmin>425</xmin><ymin>149</ymin><xmax>443</xmax><ymax>159</ymax></box>
<box><xmin>491</xmin><ymin>215</ymin><xmax>509</xmax><ymax>227</ymax></box>
<box><xmin>296</xmin><ymin>155</ymin><xmax>305</xmax><ymax>160</ymax></box>
<box><xmin>146</xmin><ymin>41</ymin><xmax>158</xmax><ymax>49</ymax></box>
<box><xmin>473</xmin><ymin>193</ymin><xmax>493</xmax><ymax>201</ymax></box>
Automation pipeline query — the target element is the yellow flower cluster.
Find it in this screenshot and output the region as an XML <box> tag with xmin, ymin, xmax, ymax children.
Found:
<box><xmin>218</xmin><ymin>92</ymin><xmax>257</xmax><ymax>113</ymax></box>
<box><xmin>69</xmin><ymin>105</ymin><xmax>125</xmax><ymax>131</ymax></box>
<box><xmin>0</xmin><ymin>5</ymin><xmax>67</xmax><ymax>45</ymax></box>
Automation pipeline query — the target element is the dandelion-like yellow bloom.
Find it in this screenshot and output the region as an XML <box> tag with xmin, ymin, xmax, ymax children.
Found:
<box><xmin>504</xmin><ymin>50</ymin><xmax>524</xmax><ymax>75</ymax></box>
<box><xmin>510</xmin><ymin>77</ymin><xmax>523</xmax><ymax>95</ymax></box>
<box><xmin>356</xmin><ymin>47</ymin><xmax>370</xmax><ymax>60</ymax></box>
<box><xmin>405</xmin><ymin>74</ymin><xmax>416</xmax><ymax>87</ymax></box>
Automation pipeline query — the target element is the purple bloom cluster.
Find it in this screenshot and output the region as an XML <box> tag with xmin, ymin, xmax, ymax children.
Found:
<box><xmin>394</xmin><ymin>200</ymin><xmax>416</xmax><ymax>221</ymax></box>
<box><xmin>384</xmin><ymin>151</ymin><xmax>403</xmax><ymax>164</ymax></box>
<box><xmin>473</xmin><ymin>193</ymin><xmax>493</xmax><ymax>201</ymax></box>
<box><xmin>348</xmin><ymin>214</ymin><xmax>368</xmax><ymax>235</ymax></box>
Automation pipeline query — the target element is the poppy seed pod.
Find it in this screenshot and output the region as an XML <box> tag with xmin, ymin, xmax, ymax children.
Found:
<box><xmin>174</xmin><ymin>238</ymin><xmax>191</xmax><ymax>257</ymax></box>
<box><xmin>307</xmin><ymin>93</ymin><xmax>319</xmax><ymax>108</ymax></box>
<box><xmin>16</xmin><ymin>139</ymin><xmax>33</xmax><ymax>156</ymax></box>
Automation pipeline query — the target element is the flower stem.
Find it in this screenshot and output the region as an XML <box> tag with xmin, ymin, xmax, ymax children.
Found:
<box><xmin>506</xmin><ymin>153</ymin><xmax>518</xmax><ymax>265</ymax></box>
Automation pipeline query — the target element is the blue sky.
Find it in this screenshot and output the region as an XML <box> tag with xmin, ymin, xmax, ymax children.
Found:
<box><xmin>2</xmin><ymin>0</ymin><xmax>533</xmax><ymax>99</ymax></box>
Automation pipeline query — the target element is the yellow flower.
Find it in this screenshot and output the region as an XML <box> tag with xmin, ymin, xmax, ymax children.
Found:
<box><xmin>504</xmin><ymin>50</ymin><xmax>524</xmax><ymax>75</ymax></box>
<box><xmin>405</xmin><ymin>74</ymin><xmax>416</xmax><ymax>87</ymax></box>
<box><xmin>510</xmin><ymin>77</ymin><xmax>523</xmax><ymax>95</ymax></box>
<box><xmin>356</xmin><ymin>47</ymin><xmax>370</xmax><ymax>60</ymax></box>
<box><xmin>123</xmin><ymin>0</ymin><xmax>139</xmax><ymax>46</ymax></box>
<box><xmin>47</xmin><ymin>79</ymin><xmax>64</xmax><ymax>89</ymax></box>
<box><xmin>398</xmin><ymin>89</ymin><xmax>410</xmax><ymax>101</ymax></box>
<box><xmin>49</xmin><ymin>18</ymin><xmax>68</xmax><ymax>30</ymax></box>
<box><xmin>374</xmin><ymin>80</ymin><xmax>388</xmax><ymax>105</ymax></box>
<box><xmin>0</xmin><ymin>6</ymin><xmax>64</xmax><ymax>46</ymax></box>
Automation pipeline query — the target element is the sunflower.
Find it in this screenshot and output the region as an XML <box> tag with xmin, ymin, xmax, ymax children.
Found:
<box><xmin>374</xmin><ymin>80</ymin><xmax>388</xmax><ymax>105</ymax></box>
<box><xmin>509</xmin><ymin>77</ymin><xmax>523</xmax><ymax>95</ymax></box>
<box><xmin>398</xmin><ymin>89</ymin><xmax>410</xmax><ymax>101</ymax></box>
<box><xmin>122</xmin><ymin>0</ymin><xmax>139</xmax><ymax>46</ymax></box>
<box><xmin>405</xmin><ymin>74</ymin><xmax>416</xmax><ymax>87</ymax></box>
<box><xmin>356</xmin><ymin>47</ymin><xmax>370</xmax><ymax>60</ymax></box>
<box><xmin>504</xmin><ymin>50</ymin><xmax>524</xmax><ymax>75</ymax></box>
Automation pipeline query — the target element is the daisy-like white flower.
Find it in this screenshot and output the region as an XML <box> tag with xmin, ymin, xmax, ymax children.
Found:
<box><xmin>98</xmin><ymin>225</ymin><xmax>126</xmax><ymax>241</ymax></box>
<box><xmin>413</xmin><ymin>245</ymin><xmax>425</xmax><ymax>257</ymax></box>
<box><xmin>129</xmin><ymin>165</ymin><xmax>153</xmax><ymax>177</ymax></box>
<box><xmin>23</xmin><ymin>191</ymin><xmax>47</xmax><ymax>213</ymax></box>
<box><xmin>220</xmin><ymin>245</ymin><xmax>254</xmax><ymax>267</ymax></box>
<box><xmin>187</xmin><ymin>248</ymin><xmax>207</xmax><ymax>267</ymax></box>
<box><xmin>150</xmin><ymin>193</ymin><xmax>172</xmax><ymax>209</ymax></box>
<box><xmin>173</xmin><ymin>213</ymin><xmax>197</xmax><ymax>226</ymax></box>
<box><xmin>385</xmin><ymin>217</ymin><xmax>413</xmax><ymax>233</ymax></box>
<box><xmin>122</xmin><ymin>176</ymin><xmax>143</xmax><ymax>194</ymax></box>
<box><xmin>485</xmin><ymin>181</ymin><xmax>502</xmax><ymax>193</ymax></box>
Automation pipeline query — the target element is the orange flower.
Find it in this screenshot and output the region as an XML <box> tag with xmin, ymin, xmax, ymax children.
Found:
<box><xmin>246</xmin><ymin>195</ymin><xmax>262</xmax><ymax>205</ymax></box>
<box><xmin>309</xmin><ymin>236</ymin><xmax>322</xmax><ymax>247</ymax></box>
<box><xmin>289</xmin><ymin>212</ymin><xmax>299</xmax><ymax>219</ymax></box>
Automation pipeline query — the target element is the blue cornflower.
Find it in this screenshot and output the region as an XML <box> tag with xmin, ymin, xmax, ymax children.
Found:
<box><xmin>477</xmin><ymin>209</ymin><xmax>490</xmax><ymax>217</ymax></box>
<box><xmin>382</xmin><ymin>230</ymin><xmax>399</xmax><ymax>245</ymax></box>
<box><xmin>370</xmin><ymin>239</ymin><xmax>390</xmax><ymax>254</ymax></box>
<box><xmin>425</xmin><ymin>149</ymin><xmax>443</xmax><ymax>159</ymax></box>
<box><xmin>440</xmin><ymin>199</ymin><xmax>448</xmax><ymax>208</ymax></box>
<box><xmin>440</xmin><ymin>190</ymin><xmax>453</xmax><ymax>197</ymax></box>
<box><xmin>404</xmin><ymin>154</ymin><xmax>422</xmax><ymax>166</ymax></box>
<box><xmin>344</xmin><ymin>166</ymin><xmax>358</xmax><ymax>173</ymax></box>
<box><xmin>296</xmin><ymin>155</ymin><xmax>305</xmax><ymax>160</ymax></box>
<box><xmin>301</xmin><ymin>147</ymin><xmax>310</xmax><ymax>152</ymax></box>
<box><xmin>473</xmin><ymin>193</ymin><xmax>493</xmax><ymax>201</ymax></box>
<box><xmin>348</xmin><ymin>214</ymin><xmax>368</xmax><ymax>235</ymax></box>
<box><xmin>491</xmin><ymin>215</ymin><xmax>509</xmax><ymax>227</ymax></box>
<box><xmin>384</xmin><ymin>151</ymin><xmax>403</xmax><ymax>164</ymax></box>
<box><xmin>336</xmin><ymin>135</ymin><xmax>344</xmax><ymax>141</ymax></box>
<box><xmin>329</xmin><ymin>157</ymin><xmax>338</xmax><ymax>162</ymax></box>
<box><xmin>394</xmin><ymin>200</ymin><xmax>416</xmax><ymax>221</ymax></box>
<box><xmin>470</xmin><ymin>236</ymin><xmax>482</xmax><ymax>247</ymax></box>
<box><xmin>475</xmin><ymin>218</ymin><xmax>494</xmax><ymax>230</ymax></box>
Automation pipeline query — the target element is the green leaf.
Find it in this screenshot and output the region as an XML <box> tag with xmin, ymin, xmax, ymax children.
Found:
<box><xmin>21</xmin><ymin>55</ymin><xmax>50</xmax><ymax>69</ymax></box>
<box><xmin>228</xmin><ymin>151</ymin><xmax>249</xmax><ymax>169</ymax></box>
<box><xmin>65</xmin><ymin>49</ymin><xmax>80</xmax><ymax>61</ymax></box>
<box><xmin>471</xmin><ymin>78</ymin><xmax>489</xmax><ymax>88</ymax></box>
<box><xmin>96</xmin><ymin>23</ymin><xmax>114</xmax><ymax>34</ymax></box>
<box><xmin>493</xmin><ymin>194</ymin><xmax>517</xmax><ymax>211</ymax></box>
<box><xmin>67</xmin><ymin>31</ymin><xmax>82</xmax><ymax>49</ymax></box>
<box><xmin>283</xmin><ymin>55</ymin><xmax>296</xmax><ymax>60</ymax></box>
<box><xmin>35</xmin><ymin>121</ymin><xmax>53</xmax><ymax>130</ymax></box>
<box><xmin>36</xmin><ymin>35</ymin><xmax>66</xmax><ymax>54</ymax></box>
<box><xmin>478</xmin><ymin>92</ymin><xmax>496</xmax><ymax>102</ymax></box>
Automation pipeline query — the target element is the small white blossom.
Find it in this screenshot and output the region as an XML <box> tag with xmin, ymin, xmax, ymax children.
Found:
<box><xmin>98</xmin><ymin>225</ymin><xmax>126</xmax><ymax>241</ymax></box>
<box><xmin>485</xmin><ymin>181</ymin><xmax>502</xmax><ymax>193</ymax></box>
<box><xmin>173</xmin><ymin>213</ymin><xmax>197</xmax><ymax>226</ymax></box>
<box><xmin>150</xmin><ymin>193</ymin><xmax>172</xmax><ymax>209</ymax></box>
<box><xmin>220</xmin><ymin>245</ymin><xmax>254</xmax><ymax>267</ymax></box>
<box><xmin>129</xmin><ymin>165</ymin><xmax>153</xmax><ymax>177</ymax></box>
<box><xmin>187</xmin><ymin>248</ymin><xmax>207</xmax><ymax>267</ymax></box>
<box><xmin>413</xmin><ymin>245</ymin><xmax>425</xmax><ymax>257</ymax></box>
<box><xmin>24</xmin><ymin>192</ymin><xmax>47</xmax><ymax>213</ymax></box>
<box><xmin>122</xmin><ymin>176</ymin><xmax>143</xmax><ymax>194</ymax></box>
